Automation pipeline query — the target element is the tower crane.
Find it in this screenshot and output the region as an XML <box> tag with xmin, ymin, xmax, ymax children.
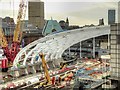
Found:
<box><xmin>0</xmin><ymin>0</ymin><xmax>27</xmax><ymax>72</ymax></box>
<box><xmin>0</xmin><ymin>28</ymin><xmax>10</xmax><ymax>60</ymax></box>
<box><xmin>10</xmin><ymin>0</ymin><xmax>27</xmax><ymax>62</ymax></box>
<box><xmin>0</xmin><ymin>28</ymin><xmax>10</xmax><ymax>72</ymax></box>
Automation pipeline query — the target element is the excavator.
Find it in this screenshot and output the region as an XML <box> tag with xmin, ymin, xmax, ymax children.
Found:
<box><xmin>0</xmin><ymin>0</ymin><xmax>27</xmax><ymax>72</ymax></box>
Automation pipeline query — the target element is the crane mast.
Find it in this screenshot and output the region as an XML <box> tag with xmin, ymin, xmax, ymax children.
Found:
<box><xmin>13</xmin><ymin>0</ymin><xmax>27</xmax><ymax>43</ymax></box>
<box><xmin>39</xmin><ymin>53</ymin><xmax>51</xmax><ymax>84</ymax></box>
<box><xmin>10</xmin><ymin>0</ymin><xmax>27</xmax><ymax>62</ymax></box>
<box><xmin>0</xmin><ymin>29</ymin><xmax>8</xmax><ymax>48</ymax></box>
<box><xmin>0</xmin><ymin>0</ymin><xmax>27</xmax><ymax>68</ymax></box>
<box><xmin>0</xmin><ymin>28</ymin><xmax>10</xmax><ymax>60</ymax></box>
<box><xmin>0</xmin><ymin>28</ymin><xmax>10</xmax><ymax>72</ymax></box>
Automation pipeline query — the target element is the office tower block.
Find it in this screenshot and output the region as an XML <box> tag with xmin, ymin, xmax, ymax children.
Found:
<box><xmin>28</xmin><ymin>0</ymin><xmax>45</xmax><ymax>29</ymax></box>
<box><xmin>108</xmin><ymin>9</ymin><xmax>115</xmax><ymax>25</ymax></box>
<box><xmin>110</xmin><ymin>23</ymin><xmax>120</xmax><ymax>80</ymax></box>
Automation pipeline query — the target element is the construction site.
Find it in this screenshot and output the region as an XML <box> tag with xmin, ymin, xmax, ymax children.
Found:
<box><xmin>0</xmin><ymin>0</ymin><xmax>120</xmax><ymax>90</ymax></box>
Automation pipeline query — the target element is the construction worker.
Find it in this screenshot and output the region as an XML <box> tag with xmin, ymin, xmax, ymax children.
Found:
<box><xmin>51</xmin><ymin>76</ymin><xmax>55</xmax><ymax>85</ymax></box>
<box><xmin>55</xmin><ymin>75</ymin><xmax>60</xmax><ymax>86</ymax></box>
<box><xmin>38</xmin><ymin>85</ymin><xmax>42</xmax><ymax>89</ymax></box>
<box><xmin>1</xmin><ymin>55</ymin><xmax>8</xmax><ymax>72</ymax></box>
<box><xmin>64</xmin><ymin>77</ymin><xmax>70</xmax><ymax>86</ymax></box>
<box><xmin>58</xmin><ymin>76</ymin><xmax>61</xmax><ymax>85</ymax></box>
<box><xmin>98</xmin><ymin>58</ymin><xmax>102</xmax><ymax>63</ymax></box>
<box><xmin>67</xmin><ymin>72</ymin><xmax>74</xmax><ymax>79</ymax></box>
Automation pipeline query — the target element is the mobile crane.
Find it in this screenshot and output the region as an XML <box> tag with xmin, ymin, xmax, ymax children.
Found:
<box><xmin>10</xmin><ymin>0</ymin><xmax>27</xmax><ymax>62</ymax></box>
<box><xmin>39</xmin><ymin>53</ymin><xmax>51</xmax><ymax>85</ymax></box>
<box><xmin>0</xmin><ymin>0</ymin><xmax>27</xmax><ymax>72</ymax></box>
<box><xmin>38</xmin><ymin>53</ymin><xmax>62</xmax><ymax>88</ymax></box>
<box><xmin>37</xmin><ymin>53</ymin><xmax>74</xmax><ymax>89</ymax></box>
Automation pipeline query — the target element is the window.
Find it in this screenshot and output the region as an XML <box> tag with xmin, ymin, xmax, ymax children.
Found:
<box><xmin>52</xmin><ymin>29</ymin><xmax>56</xmax><ymax>32</ymax></box>
<box><xmin>117</xmin><ymin>35</ymin><xmax>120</xmax><ymax>44</ymax></box>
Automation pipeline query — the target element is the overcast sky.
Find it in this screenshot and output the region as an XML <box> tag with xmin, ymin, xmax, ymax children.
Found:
<box><xmin>0</xmin><ymin>0</ymin><xmax>119</xmax><ymax>26</ymax></box>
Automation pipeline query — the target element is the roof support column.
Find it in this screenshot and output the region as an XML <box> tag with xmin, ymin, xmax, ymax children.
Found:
<box><xmin>108</xmin><ymin>34</ymin><xmax>110</xmax><ymax>50</ymax></box>
<box><xmin>93</xmin><ymin>38</ymin><xmax>95</xmax><ymax>58</ymax></box>
<box><xmin>69</xmin><ymin>47</ymin><xmax>71</xmax><ymax>56</ymax></box>
<box><xmin>80</xmin><ymin>42</ymin><xmax>82</xmax><ymax>58</ymax></box>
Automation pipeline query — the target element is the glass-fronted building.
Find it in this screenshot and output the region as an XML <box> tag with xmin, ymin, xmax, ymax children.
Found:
<box><xmin>108</xmin><ymin>9</ymin><xmax>115</xmax><ymax>25</ymax></box>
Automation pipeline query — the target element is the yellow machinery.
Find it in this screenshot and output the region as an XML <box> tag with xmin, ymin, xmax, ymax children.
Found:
<box><xmin>10</xmin><ymin>0</ymin><xmax>27</xmax><ymax>62</ymax></box>
<box><xmin>0</xmin><ymin>0</ymin><xmax>27</xmax><ymax>72</ymax></box>
<box><xmin>0</xmin><ymin>28</ymin><xmax>10</xmax><ymax>59</ymax></box>
<box><xmin>0</xmin><ymin>28</ymin><xmax>8</xmax><ymax>48</ymax></box>
<box><xmin>60</xmin><ymin>62</ymin><xmax>66</xmax><ymax>69</ymax></box>
<box><xmin>0</xmin><ymin>28</ymin><xmax>10</xmax><ymax>72</ymax></box>
<box><xmin>39</xmin><ymin>53</ymin><xmax>51</xmax><ymax>85</ymax></box>
<box><xmin>13</xmin><ymin>0</ymin><xmax>27</xmax><ymax>43</ymax></box>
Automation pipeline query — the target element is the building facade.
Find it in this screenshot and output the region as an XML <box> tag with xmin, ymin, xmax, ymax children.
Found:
<box><xmin>99</xmin><ymin>18</ymin><xmax>104</xmax><ymax>26</ymax></box>
<box><xmin>0</xmin><ymin>17</ymin><xmax>15</xmax><ymax>45</ymax></box>
<box><xmin>1</xmin><ymin>17</ymin><xmax>15</xmax><ymax>36</ymax></box>
<box><xmin>59</xmin><ymin>20</ymin><xmax>66</xmax><ymax>30</ymax></box>
<box><xmin>28</xmin><ymin>0</ymin><xmax>45</xmax><ymax>30</ymax></box>
<box><xmin>110</xmin><ymin>1</ymin><xmax>120</xmax><ymax>80</ymax></box>
<box><xmin>110</xmin><ymin>23</ymin><xmax>120</xmax><ymax>80</ymax></box>
<box><xmin>0</xmin><ymin>17</ymin><xmax>43</xmax><ymax>47</ymax></box>
<box><xmin>108</xmin><ymin>9</ymin><xmax>115</xmax><ymax>25</ymax></box>
<box><xmin>42</xmin><ymin>19</ymin><xmax>63</xmax><ymax>36</ymax></box>
<box><xmin>118</xmin><ymin>1</ymin><xmax>120</xmax><ymax>23</ymax></box>
<box><xmin>59</xmin><ymin>18</ymin><xmax>69</xmax><ymax>30</ymax></box>
<box><xmin>20</xmin><ymin>20</ymin><xmax>43</xmax><ymax>47</ymax></box>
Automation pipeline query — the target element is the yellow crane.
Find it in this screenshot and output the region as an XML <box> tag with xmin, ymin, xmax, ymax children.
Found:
<box><xmin>0</xmin><ymin>28</ymin><xmax>10</xmax><ymax>72</ymax></box>
<box><xmin>10</xmin><ymin>0</ymin><xmax>27</xmax><ymax>62</ymax></box>
<box><xmin>39</xmin><ymin>53</ymin><xmax>51</xmax><ymax>84</ymax></box>
<box><xmin>0</xmin><ymin>28</ymin><xmax>8</xmax><ymax>48</ymax></box>
<box><xmin>0</xmin><ymin>0</ymin><xmax>27</xmax><ymax>72</ymax></box>
<box><xmin>13</xmin><ymin>0</ymin><xmax>27</xmax><ymax>43</ymax></box>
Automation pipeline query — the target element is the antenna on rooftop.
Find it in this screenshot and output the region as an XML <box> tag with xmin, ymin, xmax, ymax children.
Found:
<box><xmin>51</xmin><ymin>17</ymin><xmax>53</xmax><ymax>20</ymax></box>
